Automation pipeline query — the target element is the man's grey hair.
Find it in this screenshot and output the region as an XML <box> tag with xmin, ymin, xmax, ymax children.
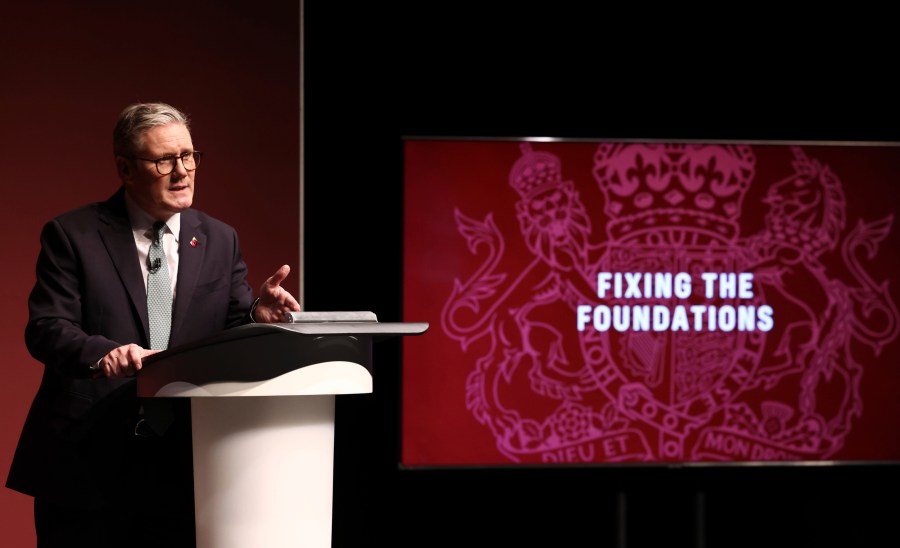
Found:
<box><xmin>113</xmin><ymin>102</ymin><xmax>190</xmax><ymax>157</ymax></box>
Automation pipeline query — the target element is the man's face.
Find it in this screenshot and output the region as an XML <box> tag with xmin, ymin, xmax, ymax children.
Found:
<box><xmin>118</xmin><ymin>122</ymin><xmax>195</xmax><ymax>219</ymax></box>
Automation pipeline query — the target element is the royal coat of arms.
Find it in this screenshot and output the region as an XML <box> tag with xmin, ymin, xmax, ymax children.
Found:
<box><xmin>417</xmin><ymin>141</ymin><xmax>899</xmax><ymax>465</ymax></box>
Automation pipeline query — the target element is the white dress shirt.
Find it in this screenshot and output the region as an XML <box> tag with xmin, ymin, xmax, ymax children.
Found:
<box><xmin>124</xmin><ymin>192</ymin><xmax>180</xmax><ymax>298</ymax></box>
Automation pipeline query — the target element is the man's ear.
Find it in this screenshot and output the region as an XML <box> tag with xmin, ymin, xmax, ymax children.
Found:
<box><xmin>115</xmin><ymin>156</ymin><xmax>132</xmax><ymax>182</ymax></box>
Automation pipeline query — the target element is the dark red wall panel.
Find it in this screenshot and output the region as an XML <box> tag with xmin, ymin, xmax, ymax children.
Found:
<box><xmin>0</xmin><ymin>3</ymin><xmax>299</xmax><ymax>544</ymax></box>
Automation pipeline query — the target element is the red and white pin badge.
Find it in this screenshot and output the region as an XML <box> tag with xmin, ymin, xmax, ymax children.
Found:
<box><xmin>190</xmin><ymin>237</ymin><xmax>199</xmax><ymax>247</ymax></box>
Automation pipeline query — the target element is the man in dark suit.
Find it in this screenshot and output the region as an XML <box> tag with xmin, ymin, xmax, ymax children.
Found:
<box><xmin>6</xmin><ymin>102</ymin><xmax>301</xmax><ymax>547</ymax></box>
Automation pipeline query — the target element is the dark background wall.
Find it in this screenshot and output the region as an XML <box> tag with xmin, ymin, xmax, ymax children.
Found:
<box><xmin>304</xmin><ymin>5</ymin><xmax>900</xmax><ymax>548</ymax></box>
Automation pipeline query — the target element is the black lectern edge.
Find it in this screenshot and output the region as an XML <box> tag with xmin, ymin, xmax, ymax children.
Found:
<box><xmin>141</xmin><ymin>320</ymin><xmax>429</xmax><ymax>367</ymax></box>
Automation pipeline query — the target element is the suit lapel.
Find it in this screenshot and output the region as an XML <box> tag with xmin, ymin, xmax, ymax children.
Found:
<box><xmin>171</xmin><ymin>209</ymin><xmax>205</xmax><ymax>346</ymax></box>
<box><xmin>97</xmin><ymin>188</ymin><xmax>151</xmax><ymax>345</ymax></box>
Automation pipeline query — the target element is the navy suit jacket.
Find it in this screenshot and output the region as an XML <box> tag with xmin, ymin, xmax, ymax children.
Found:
<box><xmin>6</xmin><ymin>187</ymin><xmax>254</xmax><ymax>509</ymax></box>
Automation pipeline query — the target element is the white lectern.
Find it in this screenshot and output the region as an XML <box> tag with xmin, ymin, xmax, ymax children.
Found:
<box><xmin>136</xmin><ymin>312</ymin><xmax>428</xmax><ymax>548</ymax></box>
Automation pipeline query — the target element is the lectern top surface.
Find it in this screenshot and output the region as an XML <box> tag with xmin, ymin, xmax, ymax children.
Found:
<box><xmin>137</xmin><ymin>319</ymin><xmax>428</xmax><ymax>397</ymax></box>
<box><xmin>143</xmin><ymin>319</ymin><xmax>429</xmax><ymax>366</ymax></box>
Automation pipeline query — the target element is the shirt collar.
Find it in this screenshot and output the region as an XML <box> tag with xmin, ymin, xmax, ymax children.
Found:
<box><xmin>124</xmin><ymin>190</ymin><xmax>181</xmax><ymax>243</ymax></box>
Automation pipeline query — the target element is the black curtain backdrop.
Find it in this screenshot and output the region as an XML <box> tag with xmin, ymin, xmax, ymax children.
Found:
<box><xmin>304</xmin><ymin>5</ymin><xmax>900</xmax><ymax>548</ymax></box>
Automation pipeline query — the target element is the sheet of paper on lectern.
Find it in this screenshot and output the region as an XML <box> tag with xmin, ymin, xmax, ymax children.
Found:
<box><xmin>283</xmin><ymin>311</ymin><xmax>378</xmax><ymax>323</ymax></box>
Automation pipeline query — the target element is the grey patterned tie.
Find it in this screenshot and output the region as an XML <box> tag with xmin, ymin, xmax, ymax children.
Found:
<box><xmin>147</xmin><ymin>221</ymin><xmax>172</xmax><ymax>350</ymax></box>
<box><xmin>141</xmin><ymin>220</ymin><xmax>174</xmax><ymax>437</ymax></box>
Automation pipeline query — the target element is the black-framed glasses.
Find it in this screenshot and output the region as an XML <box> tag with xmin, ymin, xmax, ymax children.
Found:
<box><xmin>135</xmin><ymin>151</ymin><xmax>203</xmax><ymax>175</ymax></box>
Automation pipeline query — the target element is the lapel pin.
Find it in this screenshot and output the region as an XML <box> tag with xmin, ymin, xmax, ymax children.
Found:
<box><xmin>190</xmin><ymin>237</ymin><xmax>199</xmax><ymax>248</ymax></box>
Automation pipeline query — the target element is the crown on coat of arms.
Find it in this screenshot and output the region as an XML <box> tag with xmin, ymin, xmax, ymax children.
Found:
<box><xmin>592</xmin><ymin>143</ymin><xmax>756</xmax><ymax>240</ymax></box>
<box><xmin>508</xmin><ymin>143</ymin><xmax>566</xmax><ymax>198</ymax></box>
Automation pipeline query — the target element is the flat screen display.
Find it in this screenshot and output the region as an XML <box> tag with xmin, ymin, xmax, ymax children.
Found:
<box><xmin>402</xmin><ymin>138</ymin><xmax>900</xmax><ymax>466</ymax></box>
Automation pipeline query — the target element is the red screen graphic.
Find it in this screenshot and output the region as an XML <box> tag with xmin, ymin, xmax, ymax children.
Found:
<box><xmin>402</xmin><ymin>139</ymin><xmax>900</xmax><ymax>466</ymax></box>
